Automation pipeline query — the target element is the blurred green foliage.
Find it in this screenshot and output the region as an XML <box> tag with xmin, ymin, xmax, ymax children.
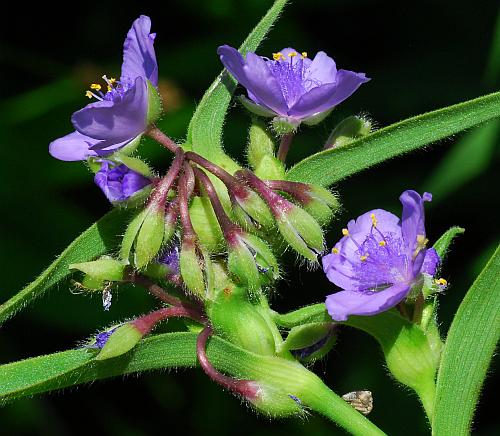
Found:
<box><xmin>0</xmin><ymin>0</ymin><xmax>498</xmax><ymax>434</ymax></box>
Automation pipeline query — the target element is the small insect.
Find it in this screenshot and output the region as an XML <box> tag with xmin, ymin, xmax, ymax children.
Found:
<box><xmin>341</xmin><ymin>390</ymin><xmax>373</xmax><ymax>415</ymax></box>
<box><xmin>102</xmin><ymin>284</ymin><xmax>113</xmax><ymax>311</ymax></box>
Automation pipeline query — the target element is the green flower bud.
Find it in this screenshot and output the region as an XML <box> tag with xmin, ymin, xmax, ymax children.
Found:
<box><xmin>95</xmin><ymin>323</ymin><xmax>143</xmax><ymax>361</ymax></box>
<box><xmin>276</xmin><ymin>205</ymin><xmax>325</xmax><ymax>261</ymax></box>
<box><xmin>208</xmin><ymin>286</ymin><xmax>277</xmax><ymax>355</ymax></box>
<box><xmin>189</xmin><ymin>196</ymin><xmax>224</xmax><ymax>252</ymax></box>
<box><xmin>146</xmin><ymin>80</ymin><xmax>163</xmax><ymax>124</ymax></box>
<box><xmin>231</xmin><ymin>186</ymin><xmax>275</xmax><ymax>232</ymax></box>
<box><xmin>247</xmin><ymin>118</ymin><xmax>276</xmax><ymax>169</ymax></box>
<box><xmin>70</xmin><ymin>257</ymin><xmax>126</xmax><ymax>282</ymax></box>
<box><xmin>253</xmin><ymin>154</ymin><xmax>286</xmax><ymax>180</ymax></box>
<box><xmin>324</xmin><ymin>115</ymin><xmax>372</xmax><ymax>149</ymax></box>
<box><xmin>302</xmin><ymin>185</ymin><xmax>340</xmax><ymax>226</ymax></box>
<box><xmin>179</xmin><ymin>238</ymin><xmax>206</xmax><ymax>297</ymax></box>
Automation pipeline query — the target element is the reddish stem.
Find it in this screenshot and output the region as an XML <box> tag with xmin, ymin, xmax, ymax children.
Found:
<box><xmin>277</xmin><ymin>133</ymin><xmax>294</xmax><ymax>162</ymax></box>
<box><xmin>196</xmin><ymin>325</ymin><xmax>259</xmax><ymax>399</ymax></box>
<box><xmin>265</xmin><ymin>179</ymin><xmax>311</xmax><ymax>205</ymax></box>
<box><xmin>146</xmin><ymin>126</ymin><xmax>179</xmax><ymax>153</ymax></box>
<box><xmin>178</xmin><ymin>162</ymin><xmax>197</xmax><ymax>237</ymax></box>
<box><xmin>185</xmin><ymin>152</ymin><xmax>235</xmax><ymax>186</ymax></box>
<box><xmin>192</xmin><ymin>167</ymin><xmax>239</xmax><ymax>237</ymax></box>
<box><xmin>133</xmin><ymin>305</ymin><xmax>206</xmax><ymax>335</ymax></box>
<box><xmin>148</xmin><ymin>148</ymin><xmax>185</xmax><ymax>209</ymax></box>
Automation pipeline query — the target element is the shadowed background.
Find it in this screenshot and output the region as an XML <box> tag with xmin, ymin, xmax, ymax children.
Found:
<box><xmin>0</xmin><ymin>0</ymin><xmax>498</xmax><ymax>434</ymax></box>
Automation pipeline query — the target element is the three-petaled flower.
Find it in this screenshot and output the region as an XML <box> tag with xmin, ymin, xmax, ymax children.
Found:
<box><xmin>218</xmin><ymin>45</ymin><xmax>369</xmax><ymax>131</ymax></box>
<box><xmin>322</xmin><ymin>190</ymin><xmax>440</xmax><ymax>322</ymax></box>
<box><xmin>49</xmin><ymin>16</ymin><xmax>159</xmax><ymax>161</ymax></box>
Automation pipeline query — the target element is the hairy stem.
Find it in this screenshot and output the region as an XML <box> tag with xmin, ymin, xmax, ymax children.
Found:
<box><xmin>146</xmin><ymin>126</ymin><xmax>179</xmax><ymax>153</ymax></box>
<box><xmin>277</xmin><ymin>133</ymin><xmax>294</xmax><ymax>162</ymax></box>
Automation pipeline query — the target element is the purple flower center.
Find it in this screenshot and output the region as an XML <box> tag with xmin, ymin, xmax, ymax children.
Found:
<box><xmin>85</xmin><ymin>75</ymin><xmax>131</xmax><ymax>103</ymax></box>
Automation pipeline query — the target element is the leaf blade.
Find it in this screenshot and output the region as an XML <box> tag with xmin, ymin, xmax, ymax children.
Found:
<box><xmin>433</xmin><ymin>245</ymin><xmax>500</xmax><ymax>435</ymax></box>
<box><xmin>287</xmin><ymin>92</ymin><xmax>500</xmax><ymax>185</ymax></box>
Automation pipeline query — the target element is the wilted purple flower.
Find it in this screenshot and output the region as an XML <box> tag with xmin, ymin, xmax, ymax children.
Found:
<box><xmin>94</xmin><ymin>160</ymin><xmax>151</xmax><ymax>203</ymax></box>
<box><xmin>322</xmin><ymin>190</ymin><xmax>440</xmax><ymax>322</ymax></box>
<box><xmin>86</xmin><ymin>326</ymin><xmax>119</xmax><ymax>349</ymax></box>
<box><xmin>49</xmin><ymin>16</ymin><xmax>158</xmax><ymax>161</ymax></box>
<box><xmin>158</xmin><ymin>245</ymin><xmax>180</xmax><ymax>276</ymax></box>
<box><xmin>217</xmin><ymin>45</ymin><xmax>369</xmax><ymax>128</ymax></box>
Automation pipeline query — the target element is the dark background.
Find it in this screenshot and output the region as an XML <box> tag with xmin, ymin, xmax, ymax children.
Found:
<box><xmin>0</xmin><ymin>0</ymin><xmax>498</xmax><ymax>434</ymax></box>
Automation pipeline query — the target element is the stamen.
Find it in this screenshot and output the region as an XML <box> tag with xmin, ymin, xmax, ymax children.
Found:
<box><xmin>301</xmin><ymin>52</ymin><xmax>308</xmax><ymax>58</ymax></box>
<box><xmin>273</xmin><ymin>52</ymin><xmax>285</xmax><ymax>61</ymax></box>
<box><xmin>332</xmin><ymin>247</ymin><xmax>339</xmax><ymax>254</ymax></box>
<box><xmin>85</xmin><ymin>90</ymin><xmax>103</xmax><ymax>101</ymax></box>
<box><xmin>360</xmin><ymin>255</ymin><xmax>368</xmax><ymax>262</ymax></box>
<box><xmin>102</xmin><ymin>75</ymin><xmax>117</xmax><ymax>89</ymax></box>
<box><xmin>342</xmin><ymin>228</ymin><xmax>349</xmax><ymax>236</ymax></box>
<box><xmin>378</xmin><ymin>241</ymin><xmax>386</xmax><ymax>247</ymax></box>
<box><xmin>90</xmin><ymin>83</ymin><xmax>102</xmax><ymax>91</ymax></box>
<box><xmin>370</xmin><ymin>213</ymin><xmax>378</xmax><ymax>227</ymax></box>
<box><xmin>288</xmin><ymin>51</ymin><xmax>297</xmax><ymax>57</ymax></box>
<box><xmin>435</xmin><ymin>278</ymin><xmax>447</xmax><ymax>286</ymax></box>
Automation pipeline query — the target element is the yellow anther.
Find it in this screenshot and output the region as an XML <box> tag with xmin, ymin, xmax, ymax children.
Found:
<box><xmin>360</xmin><ymin>255</ymin><xmax>368</xmax><ymax>262</ymax></box>
<box><xmin>342</xmin><ymin>228</ymin><xmax>349</xmax><ymax>236</ymax></box>
<box><xmin>288</xmin><ymin>51</ymin><xmax>297</xmax><ymax>57</ymax></box>
<box><xmin>435</xmin><ymin>278</ymin><xmax>448</xmax><ymax>286</ymax></box>
<box><xmin>109</xmin><ymin>77</ymin><xmax>116</xmax><ymax>84</ymax></box>
<box><xmin>332</xmin><ymin>247</ymin><xmax>339</xmax><ymax>254</ymax></box>
<box><xmin>107</xmin><ymin>85</ymin><xmax>112</xmax><ymax>92</ymax></box>
<box><xmin>416</xmin><ymin>235</ymin><xmax>429</xmax><ymax>247</ymax></box>
<box><xmin>90</xmin><ymin>83</ymin><xmax>101</xmax><ymax>91</ymax></box>
<box><xmin>85</xmin><ymin>91</ymin><xmax>93</xmax><ymax>98</ymax></box>
<box><xmin>273</xmin><ymin>52</ymin><xmax>284</xmax><ymax>61</ymax></box>
<box><xmin>370</xmin><ymin>213</ymin><xmax>377</xmax><ymax>227</ymax></box>
<box><xmin>378</xmin><ymin>240</ymin><xmax>386</xmax><ymax>247</ymax></box>
<box><xmin>301</xmin><ymin>52</ymin><xmax>308</xmax><ymax>58</ymax></box>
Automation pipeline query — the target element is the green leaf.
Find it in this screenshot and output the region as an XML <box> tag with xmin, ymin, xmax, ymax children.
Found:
<box><xmin>0</xmin><ymin>332</ymin><xmax>384</xmax><ymax>435</ymax></box>
<box><xmin>433</xmin><ymin>244</ymin><xmax>500</xmax><ymax>435</ymax></box>
<box><xmin>0</xmin><ymin>208</ymin><xmax>131</xmax><ymax>325</ymax></box>
<box><xmin>432</xmin><ymin>226</ymin><xmax>465</xmax><ymax>260</ymax></box>
<box><xmin>186</xmin><ymin>0</ymin><xmax>288</xmax><ymax>159</ymax></box>
<box><xmin>287</xmin><ymin>92</ymin><xmax>500</xmax><ymax>186</ymax></box>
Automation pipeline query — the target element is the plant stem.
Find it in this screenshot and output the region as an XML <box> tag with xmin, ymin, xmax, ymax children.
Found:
<box><xmin>146</xmin><ymin>126</ymin><xmax>179</xmax><ymax>153</ymax></box>
<box><xmin>277</xmin><ymin>133</ymin><xmax>294</xmax><ymax>162</ymax></box>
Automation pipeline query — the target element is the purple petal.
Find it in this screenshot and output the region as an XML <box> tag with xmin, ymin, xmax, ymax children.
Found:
<box><xmin>95</xmin><ymin>161</ymin><xmax>151</xmax><ymax>202</ymax></box>
<box><xmin>322</xmin><ymin>209</ymin><xmax>403</xmax><ymax>291</ymax></box>
<box><xmin>325</xmin><ymin>282</ymin><xmax>411</xmax><ymax>321</ymax></box>
<box><xmin>121</xmin><ymin>15</ymin><xmax>158</xmax><ymax>86</ymax></box>
<box><xmin>49</xmin><ymin>131</ymin><xmax>100</xmax><ymax>161</ymax></box>
<box><xmin>218</xmin><ymin>45</ymin><xmax>288</xmax><ymax>115</ymax></box>
<box><xmin>400</xmin><ymin>190</ymin><xmax>432</xmax><ymax>259</ymax></box>
<box><xmin>304</xmin><ymin>51</ymin><xmax>337</xmax><ymax>91</ymax></box>
<box><xmin>289</xmin><ymin>70</ymin><xmax>369</xmax><ymax>120</ymax></box>
<box><xmin>421</xmin><ymin>248</ymin><xmax>440</xmax><ymax>276</ymax></box>
<box><xmin>72</xmin><ymin>77</ymin><xmax>148</xmax><ymax>144</ymax></box>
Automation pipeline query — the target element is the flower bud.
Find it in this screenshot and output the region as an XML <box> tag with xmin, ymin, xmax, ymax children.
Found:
<box><xmin>253</xmin><ymin>154</ymin><xmax>285</xmax><ymax>180</ymax></box>
<box><xmin>275</xmin><ymin>204</ymin><xmax>325</xmax><ymax>261</ymax></box>
<box><xmin>247</xmin><ymin>118</ymin><xmax>276</xmax><ymax>169</ymax></box>
<box><xmin>324</xmin><ymin>115</ymin><xmax>372</xmax><ymax>149</ymax></box>
<box><xmin>179</xmin><ymin>237</ymin><xmax>206</xmax><ymax>297</ymax></box>
<box><xmin>95</xmin><ymin>323</ymin><xmax>143</xmax><ymax>361</ymax></box>
<box><xmin>282</xmin><ymin>323</ymin><xmax>337</xmax><ymax>363</ymax></box>
<box><xmin>70</xmin><ymin>257</ymin><xmax>126</xmax><ymax>282</ymax></box>
<box><xmin>230</xmin><ymin>185</ymin><xmax>275</xmax><ymax>232</ymax></box>
<box><xmin>226</xmin><ymin>231</ymin><xmax>278</xmax><ymax>291</ymax></box>
<box><xmin>189</xmin><ymin>196</ymin><xmax>224</xmax><ymax>252</ymax></box>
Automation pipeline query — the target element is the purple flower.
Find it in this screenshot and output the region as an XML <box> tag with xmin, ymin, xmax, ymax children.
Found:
<box><xmin>49</xmin><ymin>16</ymin><xmax>158</xmax><ymax>161</ymax></box>
<box><xmin>322</xmin><ymin>190</ymin><xmax>440</xmax><ymax>322</ymax></box>
<box><xmin>158</xmin><ymin>245</ymin><xmax>180</xmax><ymax>276</ymax></box>
<box><xmin>217</xmin><ymin>45</ymin><xmax>369</xmax><ymax>128</ymax></box>
<box><xmin>94</xmin><ymin>160</ymin><xmax>151</xmax><ymax>203</ymax></box>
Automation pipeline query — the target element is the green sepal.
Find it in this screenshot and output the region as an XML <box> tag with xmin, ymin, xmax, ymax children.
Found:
<box><xmin>232</xmin><ymin>189</ymin><xmax>275</xmax><ymax>231</ymax></box>
<box><xmin>80</xmin><ymin>275</ymin><xmax>106</xmax><ymax>291</ymax></box>
<box><xmin>227</xmin><ymin>244</ymin><xmax>261</xmax><ymax>292</ymax></box>
<box><xmin>278</xmin><ymin>322</ymin><xmax>334</xmax><ymax>354</ymax></box>
<box><xmin>254</xmin><ymin>155</ymin><xmax>286</xmax><ymax>180</ymax></box>
<box><xmin>276</xmin><ymin>206</ymin><xmax>324</xmax><ymax>261</ymax></box>
<box><xmin>303</xmin><ymin>186</ymin><xmax>340</xmax><ymax>226</ymax></box>
<box><xmin>120</xmin><ymin>209</ymin><xmax>148</xmax><ymax>263</ymax></box>
<box><xmin>69</xmin><ymin>257</ymin><xmax>126</xmax><ymax>282</ymax></box>
<box><xmin>146</xmin><ymin>80</ymin><xmax>163</xmax><ymax>124</ymax></box>
<box><xmin>134</xmin><ymin>208</ymin><xmax>165</xmax><ymax>269</ymax></box>
<box><xmin>324</xmin><ymin>115</ymin><xmax>372</xmax><ymax>149</ymax></box>
<box><xmin>95</xmin><ymin>324</ymin><xmax>143</xmax><ymax>361</ymax></box>
<box><xmin>272</xmin><ymin>116</ymin><xmax>300</xmax><ymax>135</ymax></box>
<box><xmin>239</xmin><ymin>95</ymin><xmax>276</xmax><ymax>118</ymax></box>
<box><xmin>302</xmin><ymin>108</ymin><xmax>333</xmax><ymax>126</ymax></box>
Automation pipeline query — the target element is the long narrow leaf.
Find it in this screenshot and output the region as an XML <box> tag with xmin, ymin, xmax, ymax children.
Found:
<box><xmin>186</xmin><ymin>0</ymin><xmax>288</xmax><ymax>159</ymax></box>
<box><xmin>433</xmin><ymin>245</ymin><xmax>500</xmax><ymax>435</ymax></box>
<box><xmin>287</xmin><ymin>92</ymin><xmax>500</xmax><ymax>186</ymax></box>
<box><xmin>0</xmin><ymin>208</ymin><xmax>131</xmax><ymax>325</ymax></box>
